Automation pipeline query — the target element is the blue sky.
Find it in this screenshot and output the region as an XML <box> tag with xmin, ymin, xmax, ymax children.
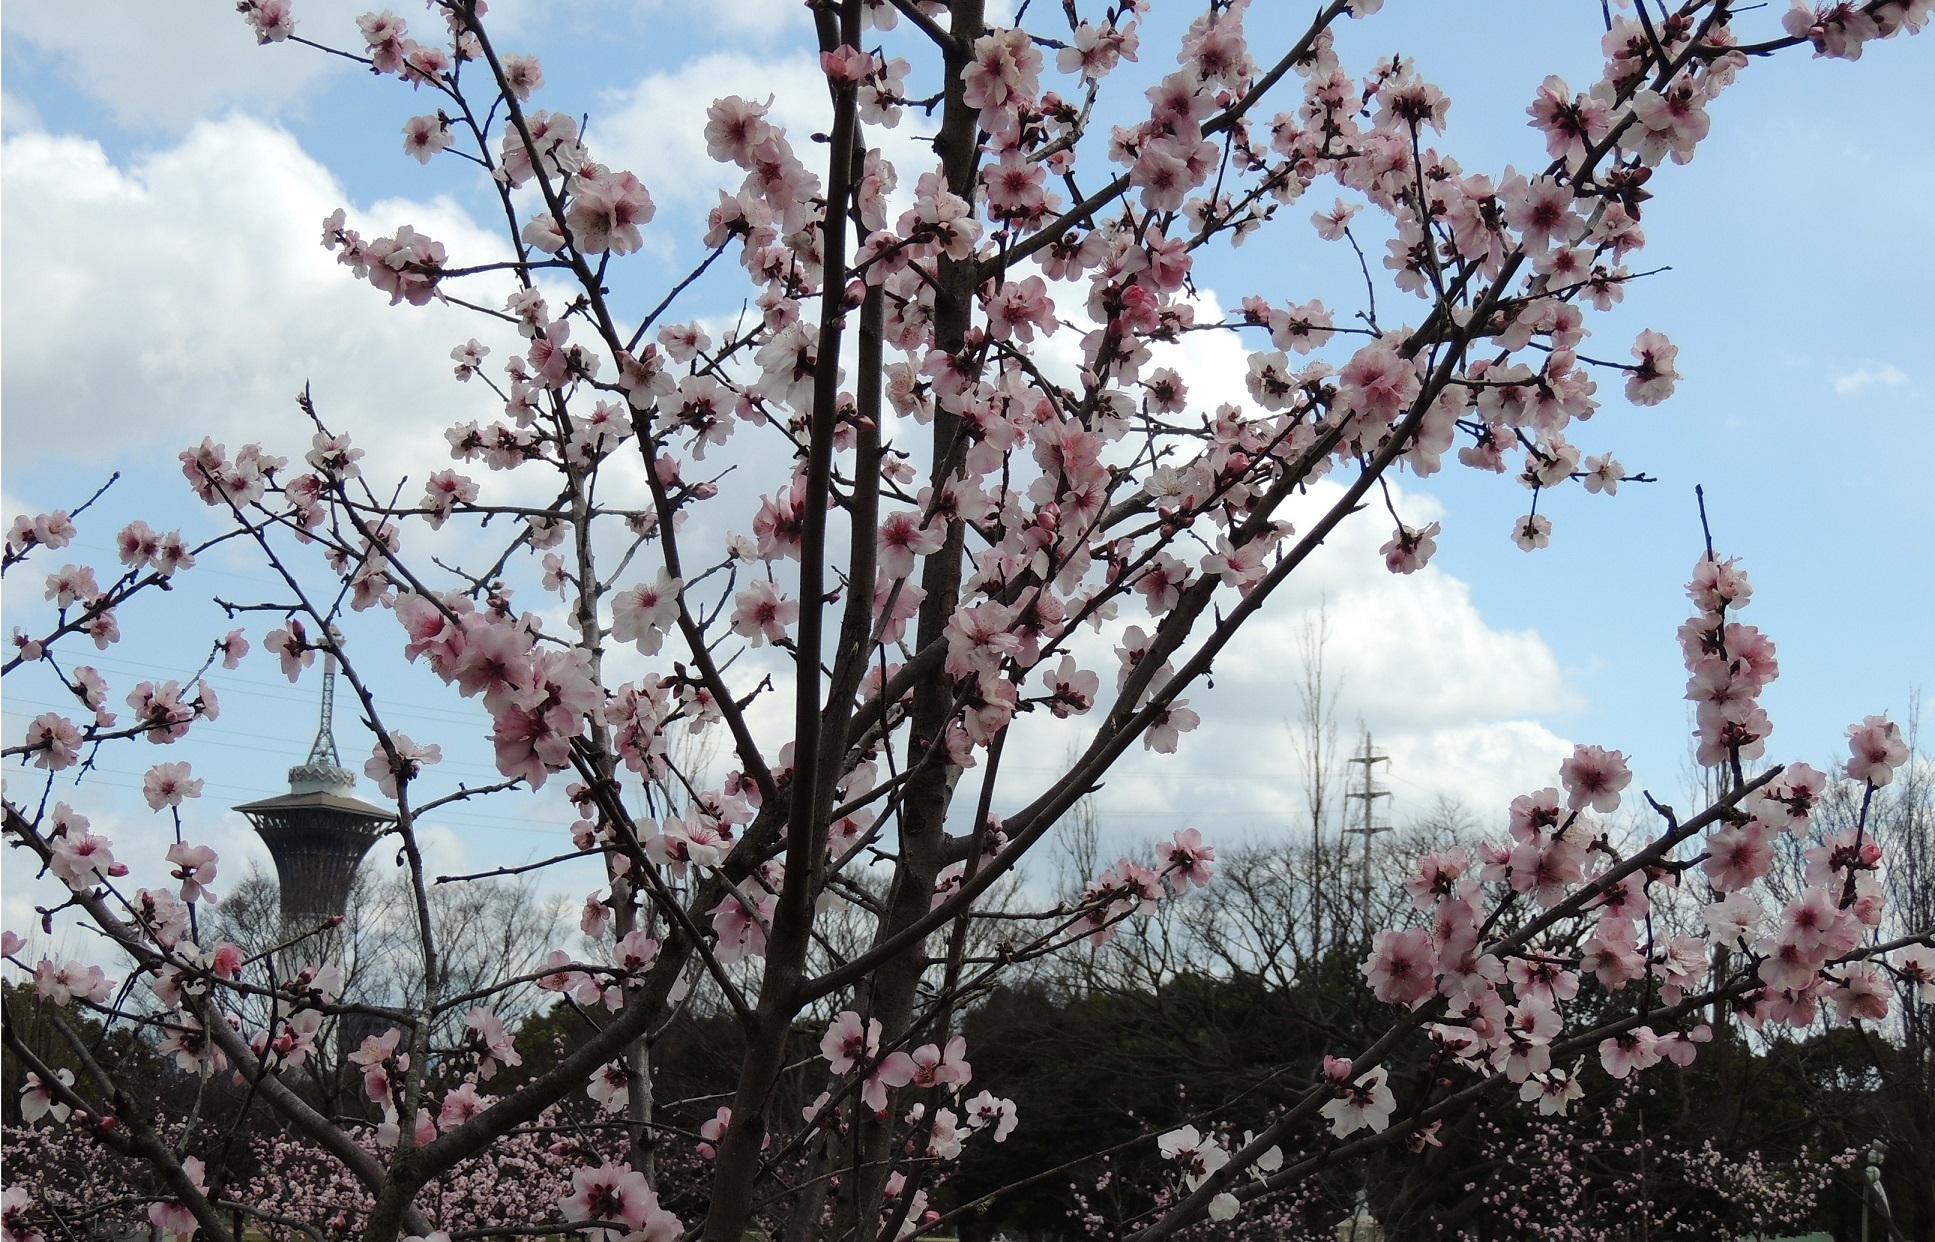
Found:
<box><xmin>3</xmin><ymin>1</ymin><xmax>1930</xmax><ymax>927</ymax></box>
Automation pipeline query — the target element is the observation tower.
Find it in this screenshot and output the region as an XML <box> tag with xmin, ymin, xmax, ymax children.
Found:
<box><xmin>235</xmin><ymin>651</ymin><xmax>395</xmax><ymax>934</ymax></box>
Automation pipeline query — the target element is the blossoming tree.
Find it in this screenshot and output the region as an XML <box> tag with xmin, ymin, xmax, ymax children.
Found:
<box><xmin>4</xmin><ymin>0</ymin><xmax>1932</xmax><ymax>1239</ymax></box>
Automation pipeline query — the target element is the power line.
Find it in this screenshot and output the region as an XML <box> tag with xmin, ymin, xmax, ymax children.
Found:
<box><xmin>16</xmin><ymin>764</ymin><xmax>564</xmax><ymax>835</ymax></box>
<box><xmin>1</xmin><ymin>695</ymin><xmax>504</xmax><ymax>780</ymax></box>
<box><xmin>27</xmin><ymin>650</ymin><xmax>495</xmax><ymax>727</ymax></box>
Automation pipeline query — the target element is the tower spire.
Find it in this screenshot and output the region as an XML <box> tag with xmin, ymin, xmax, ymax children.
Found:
<box><xmin>306</xmin><ymin>650</ymin><xmax>341</xmax><ymax>768</ymax></box>
<box><xmin>286</xmin><ymin>630</ymin><xmax>355</xmax><ymax>796</ymax></box>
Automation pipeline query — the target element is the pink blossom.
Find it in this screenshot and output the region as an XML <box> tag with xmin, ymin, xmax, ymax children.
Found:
<box><xmin>49</xmin><ymin>827</ymin><xmax>123</xmax><ymax>891</ymax></box>
<box><xmin>1526</xmin><ymin>75</ymin><xmax>1610</xmax><ymax>165</ymax></box>
<box><xmin>165</xmin><ymin>843</ymin><xmax>219</xmax><ymax>904</ymax></box>
<box><xmin>1702</xmin><ymin>892</ymin><xmax>1767</xmax><ymax>945</ymax></box>
<box><xmin>1686</xmin><ymin>553</ymin><xmax>1754</xmax><ymax>613</ymax></box>
<box><xmin>465</xmin><ymin>1008</ymin><xmax>521</xmax><ymax>1079</ymax></box>
<box><xmin>43</xmin><ymin>564</ymin><xmax>99</xmax><ymax>608</ymax></box>
<box><xmin>1631</xmin><ymin>81</ymin><xmax>1711</xmax><ymax>165</ymax></box>
<box><xmin>943</xmin><ymin>602</ymin><xmax>1021</xmax><ymax>680</ymax></box>
<box><xmin>821</xmin><ymin>1010</ymin><xmax>881</xmax><ymax>1075</ymax></box>
<box><xmin>1581</xmin><ymin>921</ymin><xmax>1645</xmax><ymax>991</ymax></box>
<box><xmin>1597</xmin><ymin>1026</ymin><xmax>1660</xmax><ymax>1078</ymax></box>
<box><xmin>12</xmin><ymin>628</ymin><xmax>44</xmax><ymax>663</ymax></box>
<box><xmin>731</xmin><ymin>580</ymin><xmax>798</xmax><ymax>647</ymax></box>
<box><xmin>1501</xmin><ymin>172</ymin><xmax>1577</xmax><ymax>253</ymax></box>
<box><xmin>1582</xmin><ymin>453</ymin><xmax>1624</xmax><ymax>495</ymax></box>
<box><xmin>500</xmin><ymin>53</ymin><xmax>544</xmax><ymax>99</ymax></box>
<box><xmin>1506</xmin><ymin>955</ymin><xmax>1579</xmax><ymax>1006</ymax></box>
<box><xmin>1844</xmin><ymin>714</ymin><xmax>1908</xmax><ymax>786</ymax></box>
<box><xmin>125</xmin><ymin>680</ymin><xmax>197</xmax><ymax>743</ymax></box>
<box><xmin>703</xmin><ymin>96</ymin><xmax>774</xmax><ymax>169</ymax></box>
<box><xmin>1312</xmin><ymin>198</ymin><xmax>1361</xmax><ymax>240</ymax></box>
<box><xmin>609</xmin><ymin>571</ymin><xmax>682</xmax><ymax>658</ymax></box>
<box><xmin>1157</xmin><ymin>1124</ymin><xmax>1230</xmax><ymax>1187</ymax></box>
<box><xmin>1056</xmin><ymin>19</ymin><xmax>1138</xmax><ymax>80</ymax></box>
<box><xmin>1405</xmin><ymin>849</ymin><xmax>1473</xmax><ymax>910</ymax></box>
<box><xmin>566</xmin><ymin>166</ymin><xmax>656</xmax><ymax>255</ymax></box>
<box><xmin>1320</xmin><ymin>1066</ymin><xmax>1396</xmax><ymax>1136</ymax></box>
<box><xmin>984</xmin><ymin>273</ymin><xmax>1057</xmax><ymax>343</ymax></box>
<box><xmin>1507</xmin><ymin>828</ymin><xmax>1586</xmax><ymax>909</ymax></box>
<box><xmin>350</xmin><ymin>1027</ymin><xmax>402</xmax><ymax>1069</ymax></box>
<box><xmin>1511</xmin><ymin>513</ymin><xmax>1552</xmax><ymax>551</ymax></box>
<box><xmin>1626</xmin><ymin>329</ymin><xmax>1680</xmax><ymax>405</ymax></box>
<box><xmin>237</xmin><ymin>0</ymin><xmax>295</xmax><ymax>42</ymax></box>
<box><xmin>1892</xmin><ymin>945</ymin><xmax>1935</xmax><ymax>1003</ymax></box>
<box><xmin>1142</xmin><ymin>699</ymin><xmax>1199</xmax><ymax>754</ymax></box>
<box><xmin>587</xmin><ymin>1063</ymin><xmax>631</xmax><ymax>1114</ymax></box>
<box><xmin>159</xmin><ymin>1015</ymin><xmax>225</xmax><ymax>1075</ymax></box>
<box><xmin>142</xmin><ymin>762</ymin><xmax>204</xmax><ymax>811</ymax></box>
<box><xmin>963</xmin><ymin>1090</ymin><xmax>1018</xmax><ymax>1141</ymax></box>
<box><xmin>438</xmin><ymin>1080</ymin><xmax>495</xmax><ymax>1131</ymax></box>
<box><xmin>1363</xmin><ymin>928</ymin><xmax>1437</xmax><ymax>1008</ymax></box>
<box><xmin>365</xmin><ymin>732</ymin><xmax>442</xmax><ymax>799</ymax></box>
<box><xmin>1042</xmin><ymin>654</ymin><xmax>1099</xmax><ymax>718</ymax></box>
<box><xmin>982</xmin><ymin>151</ymin><xmax>1056</xmax><ymax>226</ymax></box>
<box><xmin>904</xmin><ymin>1036</ymin><xmax>972</xmax><ymax>1091</ymax></box>
<box><xmin>1519</xmin><ymin>1065</ymin><xmax>1583</xmax><ymax>1115</ymax></box>
<box><xmin>961</xmin><ymin>28</ymin><xmax>1042</xmax><ymax>137</ymax></box>
<box><xmin>708</xmin><ymin>887</ymin><xmax>774</xmax><ymax>965</ymax></box>
<box><xmin>1338</xmin><ymin>338</ymin><xmax>1420</xmax><ymax>424</ymax></box>
<box><xmin>1657</xmin><ymin>1024</ymin><xmax>1711</xmax><ymax>1068</ymax></box>
<box><xmin>264</xmin><ymin>624</ymin><xmax>315</xmax><ymax>682</ymax></box>
<box><xmin>146</xmin><ymin>1156</ymin><xmax>206</xmax><ymax>1242</ymax></box>
<box><xmin>33</xmin><ymin>958</ymin><xmax>112</xmax><ymax>1007</ymax></box>
<box><xmin>697</xmin><ymin>1105</ymin><xmax>731</xmax><ymax>1159</ymax></box>
<box><xmin>1160</xmin><ymin>828</ymin><xmax>1216</xmax><ymax>889</ymax></box>
<box><xmin>361</xmin><ymin>224</ymin><xmax>447</xmax><ymax>306</ymax></box>
<box><xmin>1380</xmin><ymin>521</ymin><xmax>1440</xmax><ymax>574</ymax></box>
<box><xmin>1200</xmin><ymin>536</ymin><xmax>1269</xmax><ymax>594</ymax></box>
<box><xmin>23</xmin><ymin>713</ymin><xmax>82</xmax><ymax>771</ymax></box>
<box><xmin>1702</xmin><ymin>821</ymin><xmax>1774</xmax><ymax>893</ymax></box>
<box><xmin>615</xmin><ymin>929</ymin><xmax>659</xmax><ymax>977</ymax></box>
<box><xmin>559</xmin><ymin>1161</ymin><xmax>679</xmax><ymax>1242</ymax></box>
<box><xmin>1784</xmin><ymin>1</ymin><xmax>1885</xmax><ymax>58</ymax></box>
<box><xmin>19</xmin><ymin>1069</ymin><xmax>75</xmax><ymax>1125</ymax></box>
<box><xmin>7</xmin><ymin>509</ymin><xmax>76</xmax><ymax>556</ymax></box>
<box><xmin>1826</xmin><ymin>963</ymin><xmax>1893</xmax><ymax>1023</ymax></box>
<box><xmin>876</xmin><ymin>511</ymin><xmax>945</xmax><ymax>581</ymax></box>
<box><xmin>217</xmin><ymin>629</ymin><xmax>250</xmax><ymax>669</ymax></box>
<box><xmin>401</xmin><ymin>113</ymin><xmax>451</xmax><ymax>164</ymax></box>
<box><xmin>863</xmin><ymin>1049</ymin><xmax>916</xmax><ymax>1114</ymax></box>
<box><xmin>1559</xmin><ymin>744</ymin><xmax>1630</xmax><ymax>812</ymax></box>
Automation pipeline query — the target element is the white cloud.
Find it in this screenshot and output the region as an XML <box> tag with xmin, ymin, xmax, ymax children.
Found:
<box><xmin>3</xmin><ymin>0</ymin><xmax>570</xmax><ymax>133</ymax></box>
<box><xmin>1</xmin><ymin>117</ymin><xmax>526</xmax><ymax>479</ymax></box>
<box><xmin>2</xmin><ymin>89</ymin><xmax>44</xmax><ymax>137</ymax></box>
<box><xmin>1832</xmin><ymin>361</ymin><xmax>1908</xmax><ymax>397</ymax></box>
<box><xmin>3</xmin><ymin>2</ymin><xmax>363</xmax><ymax>131</ymax></box>
<box><xmin>982</xmin><ymin>474</ymin><xmax>1580</xmax><ymax>847</ymax></box>
<box><xmin>630</xmin><ymin>0</ymin><xmax>812</xmax><ymax>41</ymax></box>
<box><xmin>985</xmin><ymin>283</ymin><xmax>1579</xmax><ymax>831</ymax></box>
<box><xmin>595</xmin><ymin>51</ymin><xmax>830</xmax><ymax>207</ymax></box>
<box><xmin>595</xmin><ymin>49</ymin><xmax>945</xmax><ymax>225</ymax></box>
<box><xmin>1173</xmin><ymin>481</ymin><xmax>1578</xmax><ymax>829</ymax></box>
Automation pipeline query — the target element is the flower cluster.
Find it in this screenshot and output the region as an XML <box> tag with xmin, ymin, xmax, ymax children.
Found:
<box><xmin>3</xmin><ymin>1</ymin><xmax>1925</xmax><ymax>1237</ymax></box>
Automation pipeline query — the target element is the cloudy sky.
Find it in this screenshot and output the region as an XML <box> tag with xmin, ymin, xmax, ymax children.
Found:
<box><xmin>4</xmin><ymin>2</ymin><xmax>1930</xmax><ymax>931</ymax></box>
